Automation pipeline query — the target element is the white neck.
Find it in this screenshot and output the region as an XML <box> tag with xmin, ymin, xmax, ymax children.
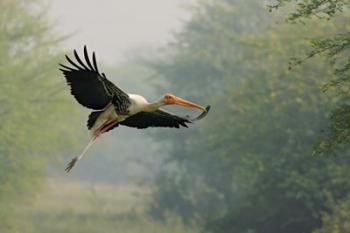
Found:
<box><xmin>143</xmin><ymin>99</ymin><xmax>165</xmax><ymax>112</ymax></box>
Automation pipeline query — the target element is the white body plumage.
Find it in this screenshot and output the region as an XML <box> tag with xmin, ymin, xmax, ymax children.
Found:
<box><xmin>127</xmin><ymin>94</ymin><xmax>150</xmax><ymax>115</ymax></box>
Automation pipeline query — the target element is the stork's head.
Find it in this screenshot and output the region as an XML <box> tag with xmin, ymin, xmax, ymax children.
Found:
<box><xmin>163</xmin><ymin>93</ymin><xmax>207</xmax><ymax>112</ymax></box>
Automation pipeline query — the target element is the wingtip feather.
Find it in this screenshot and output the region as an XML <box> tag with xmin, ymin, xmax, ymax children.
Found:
<box><xmin>92</xmin><ymin>52</ymin><xmax>99</xmax><ymax>73</ymax></box>
<box><xmin>65</xmin><ymin>54</ymin><xmax>83</xmax><ymax>70</ymax></box>
<box><xmin>74</xmin><ymin>49</ymin><xmax>89</xmax><ymax>70</ymax></box>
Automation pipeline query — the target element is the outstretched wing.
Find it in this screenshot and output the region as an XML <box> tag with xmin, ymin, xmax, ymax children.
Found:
<box><xmin>59</xmin><ymin>46</ymin><xmax>130</xmax><ymax>111</ymax></box>
<box><xmin>120</xmin><ymin>106</ymin><xmax>210</xmax><ymax>129</ymax></box>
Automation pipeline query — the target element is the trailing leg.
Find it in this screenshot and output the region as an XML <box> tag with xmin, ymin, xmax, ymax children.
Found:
<box><xmin>65</xmin><ymin>135</ymin><xmax>98</xmax><ymax>172</ymax></box>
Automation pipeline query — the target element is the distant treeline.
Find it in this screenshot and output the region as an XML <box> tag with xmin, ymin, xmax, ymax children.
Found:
<box><xmin>0</xmin><ymin>0</ymin><xmax>81</xmax><ymax>231</ymax></box>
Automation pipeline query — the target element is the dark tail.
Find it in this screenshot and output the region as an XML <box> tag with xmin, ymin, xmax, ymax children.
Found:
<box><xmin>87</xmin><ymin>110</ymin><xmax>103</xmax><ymax>130</ymax></box>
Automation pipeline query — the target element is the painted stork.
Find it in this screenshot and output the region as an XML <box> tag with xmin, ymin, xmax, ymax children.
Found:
<box><xmin>60</xmin><ymin>46</ymin><xmax>210</xmax><ymax>172</ymax></box>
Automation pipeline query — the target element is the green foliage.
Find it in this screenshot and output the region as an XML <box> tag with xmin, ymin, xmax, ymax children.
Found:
<box><xmin>313</xmin><ymin>199</ymin><xmax>350</xmax><ymax>233</ymax></box>
<box><xmin>0</xmin><ymin>0</ymin><xmax>80</xmax><ymax>231</ymax></box>
<box><xmin>270</xmin><ymin>0</ymin><xmax>350</xmax><ymax>152</ymax></box>
<box><xmin>268</xmin><ymin>0</ymin><xmax>349</xmax><ymax>20</ymax></box>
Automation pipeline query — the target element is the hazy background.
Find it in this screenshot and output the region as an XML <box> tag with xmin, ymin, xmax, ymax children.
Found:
<box><xmin>49</xmin><ymin>0</ymin><xmax>194</xmax><ymax>63</ymax></box>
<box><xmin>1</xmin><ymin>0</ymin><xmax>350</xmax><ymax>233</ymax></box>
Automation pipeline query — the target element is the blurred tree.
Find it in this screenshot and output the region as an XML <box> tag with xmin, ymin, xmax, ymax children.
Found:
<box><xmin>269</xmin><ymin>0</ymin><xmax>350</xmax><ymax>153</ymax></box>
<box><xmin>0</xmin><ymin>0</ymin><xmax>80</xmax><ymax>231</ymax></box>
<box><xmin>147</xmin><ymin>0</ymin><xmax>271</xmax><ymax>223</ymax></box>
<box><xmin>313</xmin><ymin>199</ymin><xmax>350</xmax><ymax>233</ymax></box>
<box><xmin>147</xmin><ymin>0</ymin><xmax>350</xmax><ymax>233</ymax></box>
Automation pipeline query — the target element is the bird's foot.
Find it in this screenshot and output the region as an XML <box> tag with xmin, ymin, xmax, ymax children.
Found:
<box><xmin>65</xmin><ymin>157</ymin><xmax>78</xmax><ymax>173</ymax></box>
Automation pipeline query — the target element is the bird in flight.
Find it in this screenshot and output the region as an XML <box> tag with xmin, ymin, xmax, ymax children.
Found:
<box><xmin>60</xmin><ymin>46</ymin><xmax>210</xmax><ymax>172</ymax></box>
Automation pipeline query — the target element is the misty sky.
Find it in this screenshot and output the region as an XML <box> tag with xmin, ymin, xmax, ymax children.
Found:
<box><xmin>49</xmin><ymin>0</ymin><xmax>195</xmax><ymax>64</ymax></box>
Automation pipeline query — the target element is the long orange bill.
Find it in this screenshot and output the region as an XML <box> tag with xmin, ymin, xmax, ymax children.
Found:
<box><xmin>173</xmin><ymin>96</ymin><xmax>207</xmax><ymax>112</ymax></box>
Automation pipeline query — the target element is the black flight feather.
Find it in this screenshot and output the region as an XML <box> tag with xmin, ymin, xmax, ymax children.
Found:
<box><xmin>60</xmin><ymin>47</ymin><xmax>130</xmax><ymax>110</ymax></box>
